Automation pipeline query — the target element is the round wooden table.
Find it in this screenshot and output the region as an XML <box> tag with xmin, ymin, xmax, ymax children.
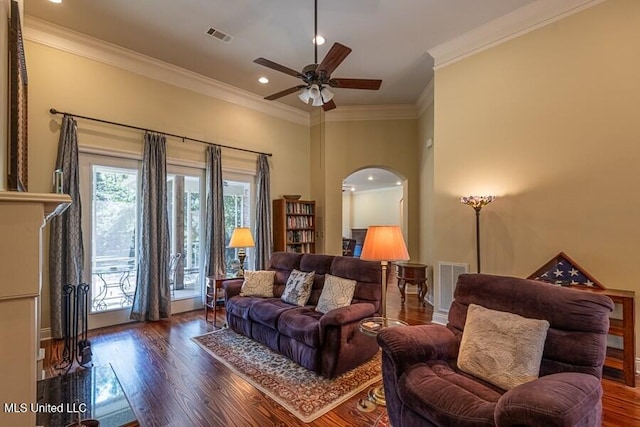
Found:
<box><xmin>395</xmin><ymin>262</ymin><xmax>428</xmax><ymax>305</ymax></box>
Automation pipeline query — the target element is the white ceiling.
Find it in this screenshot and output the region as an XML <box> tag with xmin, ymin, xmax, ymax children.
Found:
<box><xmin>343</xmin><ymin>168</ymin><xmax>402</xmax><ymax>193</ymax></box>
<box><xmin>25</xmin><ymin>0</ymin><xmax>535</xmax><ymax>111</ymax></box>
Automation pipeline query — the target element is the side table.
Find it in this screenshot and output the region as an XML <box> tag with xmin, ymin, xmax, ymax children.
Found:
<box><xmin>206</xmin><ymin>275</ymin><xmax>232</xmax><ymax>327</ymax></box>
<box><xmin>358</xmin><ymin>317</ymin><xmax>408</xmax><ymax>409</ymax></box>
<box><xmin>395</xmin><ymin>262</ymin><xmax>428</xmax><ymax>305</ymax></box>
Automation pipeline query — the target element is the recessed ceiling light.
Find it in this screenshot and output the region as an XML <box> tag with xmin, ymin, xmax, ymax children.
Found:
<box><xmin>396</xmin><ymin>181</ymin><xmax>402</xmax><ymax>186</ymax></box>
<box><xmin>350</xmin><ymin>187</ymin><xmax>355</xmax><ymax>192</ymax></box>
<box><xmin>367</xmin><ymin>175</ymin><xmax>374</xmax><ymax>181</ymax></box>
<box><xmin>258</xmin><ymin>76</ymin><xmax>269</xmax><ymax>84</ymax></box>
<box><xmin>313</xmin><ymin>35</ymin><xmax>325</xmax><ymax>45</ymax></box>
<box><xmin>49</xmin><ymin>0</ymin><xmax>62</xmax><ymax>3</ymax></box>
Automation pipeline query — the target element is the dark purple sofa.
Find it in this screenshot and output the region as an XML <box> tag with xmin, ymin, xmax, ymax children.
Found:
<box><xmin>377</xmin><ymin>273</ymin><xmax>614</xmax><ymax>427</ymax></box>
<box><xmin>223</xmin><ymin>251</ymin><xmax>382</xmax><ymax>378</ymax></box>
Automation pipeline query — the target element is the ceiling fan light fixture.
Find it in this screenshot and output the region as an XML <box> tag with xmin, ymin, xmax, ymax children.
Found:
<box><xmin>298</xmin><ymin>88</ymin><xmax>312</xmax><ymax>104</ymax></box>
<box><xmin>308</xmin><ymin>84</ymin><xmax>321</xmax><ymax>100</ymax></box>
<box><xmin>311</xmin><ymin>95</ymin><xmax>324</xmax><ymax>107</ymax></box>
<box><xmin>321</xmin><ymin>86</ymin><xmax>334</xmax><ymax>102</ymax></box>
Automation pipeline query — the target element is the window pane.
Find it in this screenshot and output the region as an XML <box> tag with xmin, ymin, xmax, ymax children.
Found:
<box><xmin>224</xmin><ymin>180</ymin><xmax>251</xmax><ymax>272</ymax></box>
<box><xmin>91</xmin><ymin>165</ymin><xmax>138</xmax><ymax>313</ymax></box>
<box><xmin>167</xmin><ymin>173</ymin><xmax>202</xmax><ymax>300</ymax></box>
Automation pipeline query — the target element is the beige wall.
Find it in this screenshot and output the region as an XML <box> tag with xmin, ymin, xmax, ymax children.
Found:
<box><xmin>312</xmin><ymin>118</ymin><xmax>419</xmax><ymax>258</ymax></box>
<box><xmin>25</xmin><ymin>40</ymin><xmax>310</xmax><ymax>331</ymax></box>
<box><xmin>431</xmin><ymin>0</ymin><xmax>640</xmax><ymax>355</ymax></box>
<box><xmin>345</xmin><ymin>186</ymin><xmax>404</xmax><ymax>230</ymax></box>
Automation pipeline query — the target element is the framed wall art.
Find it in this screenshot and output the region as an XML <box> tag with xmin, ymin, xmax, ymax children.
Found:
<box><xmin>7</xmin><ymin>0</ymin><xmax>28</xmax><ymax>191</ymax></box>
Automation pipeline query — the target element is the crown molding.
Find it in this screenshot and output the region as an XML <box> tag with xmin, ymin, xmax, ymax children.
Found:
<box><xmin>323</xmin><ymin>104</ymin><xmax>417</xmax><ymax>122</ymax></box>
<box><xmin>428</xmin><ymin>0</ymin><xmax>606</xmax><ymax>70</ymax></box>
<box><xmin>24</xmin><ymin>16</ymin><xmax>310</xmax><ymax>127</ymax></box>
<box><xmin>416</xmin><ymin>78</ymin><xmax>434</xmax><ymax>116</ymax></box>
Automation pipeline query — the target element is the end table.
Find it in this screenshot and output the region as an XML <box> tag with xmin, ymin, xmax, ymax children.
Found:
<box><xmin>395</xmin><ymin>262</ymin><xmax>429</xmax><ymax>305</ymax></box>
<box><xmin>206</xmin><ymin>275</ymin><xmax>232</xmax><ymax>327</ymax></box>
<box><xmin>358</xmin><ymin>316</ymin><xmax>408</xmax><ymax>408</ymax></box>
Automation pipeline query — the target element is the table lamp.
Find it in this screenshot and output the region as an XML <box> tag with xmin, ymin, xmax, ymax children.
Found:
<box><xmin>228</xmin><ymin>227</ymin><xmax>255</xmax><ymax>278</ymax></box>
<box><xmin>360</xmin><ymin>225</ymin><xmax>409</xmax><ymax>318</ymax></box>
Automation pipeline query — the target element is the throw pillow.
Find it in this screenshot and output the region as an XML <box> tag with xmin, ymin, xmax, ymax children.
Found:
<box><xmin>315</xmin><ymin>274</ymin><xmax>357</xmax><ymax>314</ymax></box>
<box><xmin>239</xmin><ymin>270</ymin><xmax>276</xmax><ymax>297</ymax></box>
<box><xmin>457</xmin><ymin>304</ymin><xmax>550</xmax><ymax>390</ymax></box>
<box><xmin>281</xmin><ymin>269</ymin><xmax>315</xmax><ymax>306</ymax></box>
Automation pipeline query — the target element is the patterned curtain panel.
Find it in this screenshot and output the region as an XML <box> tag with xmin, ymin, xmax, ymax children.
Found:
<box><xmin>130</xmin><ymin>132</ymin><xmax>171</xmax><ymax>321</ymax></box>
<box><xmin>49</xmin><ymin>115</ymin><xmax>84</xmax><ymax>339</ymax></box>
<box><xmin>203</xmin><ymin>145</ymin><xmax>226</xmax><ymax>279</ymax></box>
<box><xmin>254</xmin><ymin>154</ymin><xmax>272</xmax><ymax>270</ymax></box>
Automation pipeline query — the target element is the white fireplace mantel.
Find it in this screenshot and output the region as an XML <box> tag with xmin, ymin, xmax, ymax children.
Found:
<box><xmin>0</xmin><ymin>191</ymin><xmax>71</xmax><ymax>427</ymax></box>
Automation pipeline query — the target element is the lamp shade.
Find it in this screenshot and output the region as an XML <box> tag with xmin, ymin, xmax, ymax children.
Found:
<box><xmin>228</xmin><ymin>227</ymin><xmax>255</xmax><ymax>248</ymax></box>
<box><xmin>308</xmin><ymin>84</ymin><xmax>320</xmax><ymax>100</ymax></box>
<box><xmin>360</xmin><ymin>225</ymin><xmax>409</xmax><ymax>261</ymax></box>
<box><xmin>298</xmin><ymin>88</ymin><xmax>311</xmax><ymax>104</ymax></box>
<box><xmin>321</xmin><ymin>87</ymin><xmax>334</xmax><ymax>102</ymax></box>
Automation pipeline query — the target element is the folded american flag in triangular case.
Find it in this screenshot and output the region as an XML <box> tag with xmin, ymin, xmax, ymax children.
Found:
<box><xmin>528</xmin><ymin>251</ymin><xmax>605</xmax><ymax>289</ymax></box>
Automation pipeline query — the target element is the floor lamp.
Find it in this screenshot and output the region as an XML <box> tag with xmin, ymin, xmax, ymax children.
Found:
<box><xmin>460</xmin><ymin>196</ymin><xmax>495</xmax><ymax>273</ymax></box>
<box><xmin>359</xmin><ymin>225</ymin><xmax>409</xmax><ymax>408</ymax></box>
<box><xmin>360</xmin><ymin>225</ymin><xmax>410</xmax><ymax>319</ymax></box>
<box><xmin>228</xmin><ymin>227</ymin><xmax>255</xmax><ymax>278</ymax></box>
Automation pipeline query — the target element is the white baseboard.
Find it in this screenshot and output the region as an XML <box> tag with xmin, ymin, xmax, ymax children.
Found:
<box><xmin>431</xmin><ymin>312</ymin><xmax>448</xmax><ymax>325</ymax></box>
<box><xmin>40</xmin><ymin>328</ymin><xmax>52</xmax><ymax>341</ymax></box>
<box><xmin>636</xmin><ymin>358</ymin><xmax>640</xmax><ymax>374</ymax></box>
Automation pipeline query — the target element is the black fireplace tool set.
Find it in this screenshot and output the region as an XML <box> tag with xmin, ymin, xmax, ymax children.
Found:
<box><xmin>55</xmin><ymin>283</ymin><xmax>93</xmax><ymax>374</ymax></box>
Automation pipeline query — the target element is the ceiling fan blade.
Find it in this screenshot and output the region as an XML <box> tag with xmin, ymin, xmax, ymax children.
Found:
<box><xmin>316</xmin><ymin>43</ymin><xmax>352</xmax><ymax>77</ymax></box>
<box><xmin>264</xmin><ymin>85</ymin><xmax>306</xmax><ymax>101</ymax></box>
<box><xmin>322</xmin><ymin>99</ymin><xmax>337</xmax><ymax>111</ymax></box>
<box><xmin>329</xmin><ymin>78</ymin><xmax>382</xmax><ymax>90</ymax></box>
<box><xmin>254</xmin><ymin>58</ymin><xmax>303</xmax><ymax>79</ymax></box>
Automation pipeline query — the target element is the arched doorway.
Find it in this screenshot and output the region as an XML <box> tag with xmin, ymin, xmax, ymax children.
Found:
<box><xmin>341</xmin><ymin>167</ymin><xmax>405</xmax><ymax>257</ymax></box>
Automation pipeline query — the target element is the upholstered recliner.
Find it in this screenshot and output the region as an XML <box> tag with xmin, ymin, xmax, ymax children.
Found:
<box><xmin>377</xmin><ymin>273</ymin><xmax>614</xmax><ymax>427</ymax></box>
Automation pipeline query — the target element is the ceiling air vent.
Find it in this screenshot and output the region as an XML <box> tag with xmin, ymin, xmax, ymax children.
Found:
<box><xmin>206</xmin><ymin>27</ymin><xmax>233</xmax><ymax>44</ymax></box>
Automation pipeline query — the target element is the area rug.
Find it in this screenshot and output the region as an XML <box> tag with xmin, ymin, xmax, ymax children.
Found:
<box><xmin>192</xmin><ymin>328</ymin><xmax>382</xmax><ymax>423</ymax></box>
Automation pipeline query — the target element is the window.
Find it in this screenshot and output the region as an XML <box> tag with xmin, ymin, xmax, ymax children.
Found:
<box><xmin>224</xmin><ymin>179</ymin><xmax>252</xmax><ymax>272</ymax></box>
<box><xmin>167</xmin><ymin>171</ymin><xmax>203</xmax><ymax>300</ymax></box>
<box><xmin>89</xmin><ymin>164</ymin><xmax>139</xmax><ymax>313</ymax></box>
<box><xmin>82</xmin><ymin>154</ymin><xmax>206</xmax><ymax>317</ymax></box>
<box><xmin>80</xmin><ymin>151</ymin><xmax>250</xmax><ymax>325</ymax></box>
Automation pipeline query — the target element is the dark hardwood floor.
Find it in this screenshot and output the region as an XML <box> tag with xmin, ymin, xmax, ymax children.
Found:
<box><xmin>43</xmin><ymin>278</ymin><xmax>640</xmax><ymax>427</ymax></box>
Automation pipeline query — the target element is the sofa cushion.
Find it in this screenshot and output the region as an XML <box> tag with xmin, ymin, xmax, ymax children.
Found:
<box><xmin>281</xmin><ymin>269</ymin><xmax>315</xmax><ymax>306</ymax></box>
<box><xmin>240</xmin><ymin>270</ymin><xmax>276</xmax><ymax>297</ymax></box>
<box><xmin>225</xmin><ymin>295</ymin><xmax>260</xmax><ymax>320</ymax></box>
<box><xmin>248</xmin><ymin>298</ymin><xmax>294</xmax><ymax>329</ymax></box>
<box><xmin>315</xmin><ymin>274</ymin><xmax>357</xmax><ymax>314</ymax></box>
<box><xmin>458</xmin><ymin>304</ymin><xmax>550</xmax><ymax>390</ymax></box>
<box><xmin>278</xmin><ymin>306</ymin><xmax>323</xmax><ymax>347</ymax></box>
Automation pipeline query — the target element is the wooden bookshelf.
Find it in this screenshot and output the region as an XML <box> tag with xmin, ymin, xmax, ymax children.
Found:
<box><xmin>273</xmin><ymin>199</ymin><xmax>316</xmax><ymax>253</ymax></box>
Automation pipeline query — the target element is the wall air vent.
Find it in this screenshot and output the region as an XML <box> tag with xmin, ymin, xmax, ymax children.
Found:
<box><xmin>206</xmin><ymin>27</ymin><xmax>233</xmax><ymax>43</ymax></box>
<box><xmin>438</xmin><ymin>261</ymin><xmax>469</xmax><ymax>313</ymax></box>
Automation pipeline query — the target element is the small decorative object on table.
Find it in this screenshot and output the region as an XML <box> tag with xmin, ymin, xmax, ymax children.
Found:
<box><xmin>282</xmin><ymin>194</ymin><xmax>301</xmax><ymax>200</ymax></box>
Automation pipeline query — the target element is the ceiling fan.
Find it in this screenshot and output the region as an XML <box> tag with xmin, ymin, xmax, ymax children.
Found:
<box><xmin>253</xmin><ymin>0</ymin><xmax>382</xmax><ymax>111</ymax></box>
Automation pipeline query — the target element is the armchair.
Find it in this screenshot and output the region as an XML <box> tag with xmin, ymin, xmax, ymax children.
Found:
<box><xmin>377</xmin><ymin>273</ymin><xmax>614</xmax><ymax>427</ymax></box>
